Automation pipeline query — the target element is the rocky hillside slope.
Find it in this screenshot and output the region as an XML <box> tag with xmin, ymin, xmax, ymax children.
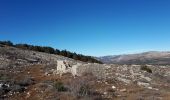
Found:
<box><xmin>98</xmin><ymin>51</ymin><xmax>170</xmax><ymax>64</ymax></box>
<box><xmin>0</xmin><ymin>46</ymin><xmax>170</xmax><ymax>100</ymax></box>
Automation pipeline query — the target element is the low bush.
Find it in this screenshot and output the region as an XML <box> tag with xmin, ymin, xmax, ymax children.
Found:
<box><xmin>78</xmin><ymin>84</ymin><xmax>90</xmax><ymax>96</ymax></box>
<box><xmin>0</xmin><ymin>74</ymin><xmax>9</xmax><ymax>80</ymax></box>
<box><xmin>54</xmin><ymin>81</ymin><xmax>67</xmax><ymax>92</ymax></box>
<box><xmin>140</xmin><ymin>65</ymin><xmax>152</xmax><ymax>73</ymax></box>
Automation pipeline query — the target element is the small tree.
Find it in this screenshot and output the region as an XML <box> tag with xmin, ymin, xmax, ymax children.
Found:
<box><xmin>0</xmin><ymin>41</ymin><xmax>13</xmax><ymax>46</ymax></box>
<box><xmin>55</xmin><ymin>49</ymin><xmax>60</xmax><ymax>55</ymax></box>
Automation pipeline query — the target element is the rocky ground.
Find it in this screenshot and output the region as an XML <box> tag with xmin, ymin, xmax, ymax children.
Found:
<box><xmin>0</xmin><ymin>45</ymin><xmax>170</xmax><ymax>100</ymax></box>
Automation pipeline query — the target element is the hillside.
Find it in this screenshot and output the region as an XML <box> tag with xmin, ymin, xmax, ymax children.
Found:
<box><xmin>0</xmin><ymin>45</ymin><xmax>170</xmax><ymax>100</ymax></box>
<box><xmin>98</xmin><ymin>51</ymin><xmax>170</xmax><ymax>65</ymax></box>
<box><xmin>0</xmin><ymin>41</ymin><xmax>102</xmax><ymax>64</ymax></box>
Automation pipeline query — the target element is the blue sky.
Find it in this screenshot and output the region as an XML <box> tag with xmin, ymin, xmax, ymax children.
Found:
<box><xmin>0</xmin><ymin>0</ymin><xmax>170</xmax><ymax>56</ymax></box>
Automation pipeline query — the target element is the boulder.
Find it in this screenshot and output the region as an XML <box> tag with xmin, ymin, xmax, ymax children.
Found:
<box><xmin>120</xmin><ymin>89</ymin><xmax>126</xmax><ymax>92</ymax></box>
<box><xmin>112</xmin><ymin>86</ymin><xmax>116</xmax><ymax>89</ymax></box>
<box><xmin>137</xmin><ymin>82</ymin><xmax>150</xmax><ymax>87</ymax></box>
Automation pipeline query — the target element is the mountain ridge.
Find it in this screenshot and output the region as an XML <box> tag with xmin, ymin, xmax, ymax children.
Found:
<box><xmin>98</xmin><ymin>51</ymin><xmax>170</xmax><ymax>65</ymax></box>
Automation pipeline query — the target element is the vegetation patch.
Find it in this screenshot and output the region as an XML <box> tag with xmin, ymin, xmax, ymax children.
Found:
<box><xmin>54</xmin><ymin>81</ymin><xmax>68</xmax><ymax>92</ymax></box>
<box><xmin>140</xmin><ymin>65</ymin><xmax>152</xmax><ymax>73</ymax></box>
<box><xmin>0</xmin><ymin>74</ymin><xmax>9</xmax><ymax>80</ymax></box>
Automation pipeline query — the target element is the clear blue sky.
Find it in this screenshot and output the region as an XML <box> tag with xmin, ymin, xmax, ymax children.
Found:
<box><xmin>0</xmin><ymin>0</ymin><xmax>170</xmax><ymax>56</ymax></box>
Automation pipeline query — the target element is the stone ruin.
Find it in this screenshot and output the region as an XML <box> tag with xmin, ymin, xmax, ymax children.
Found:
<box><xmin>55</xmin><ymin>60</ymin><xmax>107</xmax><ymax>79</ymax></box>
<box><xmin>55</xmin><ymin>60</ymin><xmax>80</xmax><ymax>76</ymax></box>
<box><xmin>56</xmin><ymin>60</ymin><xmax>71</xmax><ymax>74</ymax></box>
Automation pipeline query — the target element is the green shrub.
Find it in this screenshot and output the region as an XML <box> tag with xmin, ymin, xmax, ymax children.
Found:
<box><xmin>0</xmin><ymin>74</ymin><xmax>9</xmax><ymax>80</ymax></box>
<box><xmin>140</xmin><ymin>65</ymin><xmax>152</xmax><ymax>73</ymax></box>
<box><xmin>54</xmin><ymin>81</ymin><xmax>67</xmax><ymax>92</ymax></box>
<box><xmin>78</xmin><ymin>85</ymin><xmax>90</xmax><ymax>96</ymax></box>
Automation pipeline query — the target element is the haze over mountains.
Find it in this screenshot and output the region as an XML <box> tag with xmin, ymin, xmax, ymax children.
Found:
<box><xmin>98</xmin><ymin>51</ymin><xmax>170</xmax><ymax>65</ymax></box>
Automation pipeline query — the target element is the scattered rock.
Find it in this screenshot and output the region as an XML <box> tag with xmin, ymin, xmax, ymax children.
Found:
<box><xmin>120</xmin><ymin>89</ymin><xmax>127</xmax><ymax>92</ymax></box>
<box><xmin>117</xmin><ymin>77</ymin><xmax>131</xmax><ymax>84</ymax></box>
<box><xmin>112</xmin><ymin>86</ymin><xmax>116</xmax><ymax>89</ymax></box>
<box><xmin>148</xmin><ymin>87</ymin><xmax>153</xmax><ymax>90</ymax></box>
<box><xmin>103</xmin><ymin>92</ymin><xmax>108</xmax><ymax>95</ymax></box>
<box><xmin>137</xmin><ymin>82</ymin><xmax>150</xmax><ymax>87</ymax></box>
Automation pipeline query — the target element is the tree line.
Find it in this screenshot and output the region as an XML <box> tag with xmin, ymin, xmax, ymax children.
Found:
<box><xmin>0</xmin><ymin>41</ymin><xmax>102</xmax><ymax>64</ymax></box>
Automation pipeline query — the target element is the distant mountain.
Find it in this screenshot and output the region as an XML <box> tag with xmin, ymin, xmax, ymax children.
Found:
<box><xmin>98</xmin><ymin>51</ymin><xmax>170</xmax><ymax>65</ymax></box>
